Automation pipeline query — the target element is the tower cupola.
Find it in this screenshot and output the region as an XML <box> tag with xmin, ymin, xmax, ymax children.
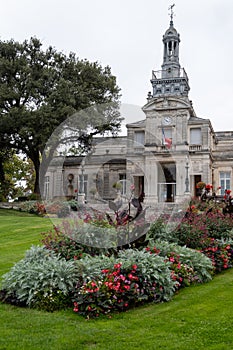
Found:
<box><xmin>150</xmin><ymin>4</ymin><xmax>190</xmax><ymax>98</ymax></box>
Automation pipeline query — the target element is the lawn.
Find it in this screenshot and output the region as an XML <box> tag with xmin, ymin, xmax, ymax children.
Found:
<box><xmin>0</xmin><ymin>208</ymin><xmax>233</xmax><ymax>350</ymax></box>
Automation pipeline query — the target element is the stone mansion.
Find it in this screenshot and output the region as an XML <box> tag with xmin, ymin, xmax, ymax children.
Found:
<box><xmin>44</xmin><ymin>16</ymin><xmax>233</xmax><ymax>205</ymax></box>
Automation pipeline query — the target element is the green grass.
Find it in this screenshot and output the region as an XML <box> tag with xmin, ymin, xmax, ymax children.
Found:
<box><xmin>0</xmin><ymin>209</ymin><xmax>233</xmax><ymax>349</ymax></box>
<box><xmin>0</xmin><ymin>209</ymin><xmax>53</xmax><ymax>276</ymax></box>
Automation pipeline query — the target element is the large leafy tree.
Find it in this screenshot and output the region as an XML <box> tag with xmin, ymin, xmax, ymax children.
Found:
<box><xmin>0</xmin><ymin>150</ymin><xmax>34</xmax><ymax>200</ymax></box>
<box><xmin>0</xmin><ymin>37</ymin><xmax>121</xmax><ymax>195</ymax></box>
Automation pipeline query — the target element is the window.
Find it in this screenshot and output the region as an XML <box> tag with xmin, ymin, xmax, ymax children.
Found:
<box><xmin>78</xmin><ymin>174</ymin><xmax>88</xmax><ymax>196</ymax></box>
<box><xmin>190</xmin><ymin>128</ymin><xmax>202</xmax><ymax>145</ymax></box>
<box><xmin>119</xmin><ymin>174</ymin><xmax>126</xmax><ymax>196</ymax></box>
<box><xmin>134</xmin><ymin>131</ymin><xmax>145</xmax><ymax>145</ymax></box>
<box><xmin>220</xmin><ymin>172</ymin><xmax>231</xmax><ymax>195</ymax></box>
<box><xmin>44</xmin><ymin>176</ymin><xmax>50</xmax><ymax>199</ymax></box>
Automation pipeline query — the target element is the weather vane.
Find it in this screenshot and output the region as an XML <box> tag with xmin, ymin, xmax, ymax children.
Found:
<box><xmin>168</xmin><ymin>4</ymin><xmax>175</xmax><ymax>22</ymax></box>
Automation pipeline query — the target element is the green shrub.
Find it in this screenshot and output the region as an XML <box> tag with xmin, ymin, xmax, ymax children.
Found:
<box><xmin>74</xmin><ymin>250</ymin><xmax>176</xmax><ymax>318</ymax></box>
<box><xmin>18</xmin><ymin>201</ymin><xmax>45</xmax><ymax>215</ymax></box>
<box><xmin>41</xmin><ymin>225</ymin><xmax>115</xmax><ymax>260</ymax></box>
<box><xmin>201</xmin><ymin>238</ymin><xmax>233</xmax><ymax>273</ymax></box>
<box><xmin>1</xmin><ymin>246</ymin><xmax>81</xmax><ymax>311</ymax></box>
<box><xmin>148</xmin><ymin>242</ymin><xmax>213</xmax><ymax>285</ymax></box>
<box><xmin>146</xmin><ymin>218</ymin><xmax>178</xmax><ymax>244</ymax></box>
<box><xmin>174</xmin><ymin>211</ymin><xmax>233</xmax><ymax>249</ymax></box>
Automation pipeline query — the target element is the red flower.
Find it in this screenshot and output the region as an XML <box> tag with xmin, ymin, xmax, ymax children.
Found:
<box><xmin>205</xmin><ymin>184</ymin><xmax>213</xmax><ymax>189</ymax></box>
<box><xmin>73</xmin><ymin>302</ymin><xmax>79</xmax><ymax>312</ymax></box>
<box><xmin>114</xmin><ymin>263</ymin><xmax>122</xmax><ymax>269</ymax></box>
<box><xmin>132</xmin><ymin>264</ymin><xmax>137</xmax><ymax>270</ymax></box>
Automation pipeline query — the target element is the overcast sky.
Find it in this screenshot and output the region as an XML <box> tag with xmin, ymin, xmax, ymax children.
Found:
<box><xmin>1</xmin><ymin>0</ymin><xmax>233</xmax><ymax>131</ymax></box>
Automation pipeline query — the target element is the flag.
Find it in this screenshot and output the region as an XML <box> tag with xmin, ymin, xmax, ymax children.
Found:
<box><xmin>162</xmin><ymin>128</ymin><xmax>172</xmax><ymax>149</ymax></box>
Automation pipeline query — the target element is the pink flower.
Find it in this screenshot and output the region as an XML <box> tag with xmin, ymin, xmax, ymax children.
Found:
<box><xmin>130</xmin><ymin>184</ymin><xmax>135</xmax><ymax>191</ymax></box>
<box><xmin>73</xmin><ymin>302</ymin><xmax>79</xmax><ymax>312</ymax></box>
<box><xmin>119</xmin><ymin>275</ymin><xmax>126</xmax><ymax>281</ymax></box>
<box><xmin>114</xmin><ymin>263</ymin><xmax>122</xmax><ymax>269</ymax></box>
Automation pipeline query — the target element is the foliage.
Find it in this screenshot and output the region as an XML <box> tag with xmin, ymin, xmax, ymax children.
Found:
<box><xmin>2</xmin><ymin>211</ymin><xmax>233</xmax><ymax>348</ymax></box>
<box><xmin>74</xmin><ymin>251</ymin><xmax>176</xmax><ymax>318</ymax></box>
<box><xmin>145</xmin><ymin>242</ymin><xmax>213</xmax><ymax>287</ymax></box>
<box><xmin>41</xmin><ymin>224</ymin><xmax>114</xmax><ymax>260</ymax></box>
<box><xmin>196</xmin><ymin>181</ymin><xmax>206</xmax><ymax>189</ymax></box>
<box><xmin>146</xmin><ymin>218</ymin><xmax>179</xmax><ymax>244</ymax></box>
<box><xmin>45</xmin><ymin>200</ymin><xmax>71</xmax><ymax>218</ymax></box>
<box><xmin>73</xmin><ymin>263</ymin><xmax>141</xmax><ymax>318</ymax></box>
<box><xmin>201</xmin><ymin>238</ymin><xmax>233</xmax><ymax>273</ymax></box>
<box><xmin>1</xmin><ymin>246</ymin><xmax>80</xmax><ymax>311</ymax></box>
<box><xmin>0</xmin><ymin>37</ymin><xmax>121</xmax><ymax>194</ymax></box>
<box><xmin>0</xmin><ymin>150</ymin><xmax>35</xmax><ymax>201</ymax></box>
<box><xmin>174</xmin><ymin>210</ymin><xmax>233</xmax><ymax>249</ymax></box>
<box><xmin>1</xmin><ymin>199</ymin><xmax>233</xmax><ymax>318</ymax></box>
<box><xmin>18</xmin><ymin>200</ymin><xmax>46</xmax><ymax>215</ymax></box>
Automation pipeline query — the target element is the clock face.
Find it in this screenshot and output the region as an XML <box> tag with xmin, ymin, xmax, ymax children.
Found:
<box><xmin>163</xmin><ymin>116</ymin><xmax>172</xmax><ymax>125</ymax></box>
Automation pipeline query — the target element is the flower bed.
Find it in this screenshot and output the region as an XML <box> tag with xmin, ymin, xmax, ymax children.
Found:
<box><xmin>1</xmin><ymin>199</ymin><xmax>233</xmax><ymax>318</ymax></box>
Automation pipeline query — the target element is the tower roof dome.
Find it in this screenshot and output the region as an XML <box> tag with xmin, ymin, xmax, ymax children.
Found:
<box><xmin>164</xmin><ymin>25</ymin><xmax>178</xmax><ymax>37</ymax></box>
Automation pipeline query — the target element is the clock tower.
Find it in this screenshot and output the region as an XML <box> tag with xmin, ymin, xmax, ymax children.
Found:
<box><xmin>150</xmin><ymin>6</ymin><xmax>190</xmax><ymax>98</ymax></box>
<box><xmin>139</xmin><ymin>5</ymin><xmax>196</xmax><ymax>204</ymax></box>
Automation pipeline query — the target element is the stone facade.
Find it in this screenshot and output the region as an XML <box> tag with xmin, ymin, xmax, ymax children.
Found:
<box><xmin>44</xmin><ymin>18</ymin><xmax>233</xmax><ymax>205</ymax></box>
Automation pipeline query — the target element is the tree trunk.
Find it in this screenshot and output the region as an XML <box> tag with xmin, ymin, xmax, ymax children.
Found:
<box><xmin>31</xmin><ymin>151</ymin><xmax>41</xmax><ymax>196</ymax></box>
<box><xmin>0</xmin><ymin>157</ymin><xmax>5</xmax><ymax>183</ymax></box>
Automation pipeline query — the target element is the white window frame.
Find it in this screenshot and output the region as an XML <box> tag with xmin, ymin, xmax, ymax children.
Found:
<box><xmin>134</xmin><ymin>131</ymin><xmax>145</xmax><ymax>146</ymax></box>
<box><xmin>44</xmin><ymin>176</ymin><xmax>50</xmax><ymax>200</ymax></box>
<box><xmin>219</xmin><ymin>171</ymin><xmax>231</xmax><ymax>195</ymax></box>
<box><xmin>190</xmin><ymin>128</ymin><xmax>202</xmax><ymax>145</ymax></box>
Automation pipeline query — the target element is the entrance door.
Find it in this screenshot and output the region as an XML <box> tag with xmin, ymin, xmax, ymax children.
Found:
<box><xmin>194</xmin><ymin>175</ymin><xmax>202</xmax><ymax>197</ymax></box>
<box><xmin>133</xmin><ymin>176</ymin><xmax>144</xmax><ymax>197</ymax></box>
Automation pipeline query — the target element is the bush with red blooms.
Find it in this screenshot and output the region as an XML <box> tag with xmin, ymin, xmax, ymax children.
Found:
<box><xmin>201</xmin><ymin>239</ymin><xmax>233</xmax><ymax>273</ymax></box>
<box><xmin>73</xmin><ymin>253</ymin><xmax>176</xmax><ymax>318</ymax></box>
<box><xmin>73</xmin><ymin>263</ymin><xmax>140</xmax><ymax>318</ymax></box>
<box><xmin>174</xmin><ymin>210</ymin><xmax>233</xmax><ymax>249</ymax></box>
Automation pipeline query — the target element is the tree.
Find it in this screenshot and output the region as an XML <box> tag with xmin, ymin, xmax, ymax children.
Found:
<box><xmin>0</xmin><ymin>37</ymin><xmax>121</xmax><ymax>195</ymax></box>
<box><xmin>0</xmin><ymin>150</ymin><xmax>34</xmax><ymax>201</ymax></box>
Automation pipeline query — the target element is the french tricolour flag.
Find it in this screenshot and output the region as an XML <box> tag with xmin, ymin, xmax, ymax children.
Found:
<box><xmin>162</xmin><ymin>128</ymin><xmax>172</xmax><ymax>149</ymax></box>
